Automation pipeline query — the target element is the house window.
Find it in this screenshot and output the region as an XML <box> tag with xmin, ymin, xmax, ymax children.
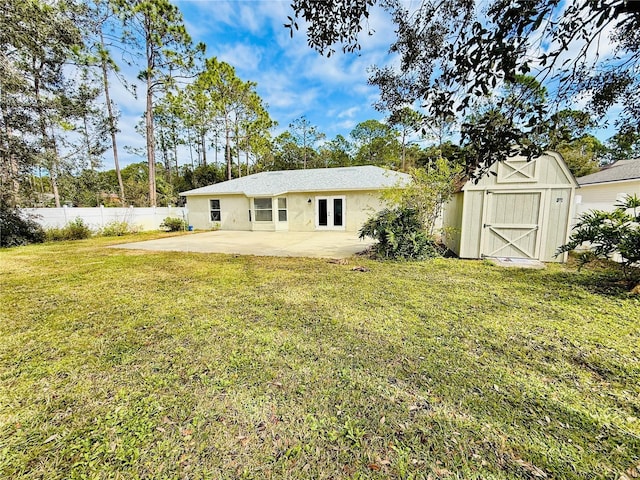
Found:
<box><xmin>277</xmin><ymin>198</ymin><xmax>287</xmax><ymax>222</ymax></box>
<box><xmin>254</xmin><ymin>198</ymin><xmax>272</xmax><ymax>222</ymax></box>
<box><xmin>210</xmin><ymin>199</ymin><xmax>221</xmax><ymax>221</ymax></box>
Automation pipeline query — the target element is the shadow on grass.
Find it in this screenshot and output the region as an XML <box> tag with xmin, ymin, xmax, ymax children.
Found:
<box><xmin>494</xmin><ymin>261</ymin><xmax>638</xmax><ymax>298</ymax></box>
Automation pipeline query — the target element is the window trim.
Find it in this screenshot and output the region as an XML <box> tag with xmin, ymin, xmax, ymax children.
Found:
<box><xmin>277</xmin><ymin>197</ymin><xmax>287</xmax><ymax>222</ymax></box>
<box><xmin>253</xmin><ymin>197</ymin><xmax>273</xmax><ymax>222</ymax></box>
<box><xmin>209</xmin><ymin>199</ymin><xmax>221</xmax><ymax>222</ymax></box>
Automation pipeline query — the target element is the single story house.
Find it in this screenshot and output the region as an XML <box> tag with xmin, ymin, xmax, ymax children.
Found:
<box><xmin>443</xmin><ymin>151</ymin><xmax>578</xmax><ymax>262</ymax></box>
<box><xmin>575</xmin><ymin>159</ymin><xmax>640</xmax><ymax>210</ymax></box>
<box><xmin>180</xmin><ymin>165</ymin><xmax>410</xmax><ymax>233</ymax></box>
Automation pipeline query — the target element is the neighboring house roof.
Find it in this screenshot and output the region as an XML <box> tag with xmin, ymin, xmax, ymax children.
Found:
<box><xmin>577</xmin><ymin>159</ymin><xmax>640</xmax><ymax>186</ymax></box>
<box><xmin>180</xmin><ymin>165</ymin><xmax>411</xmax><ymax>197</ymax></box>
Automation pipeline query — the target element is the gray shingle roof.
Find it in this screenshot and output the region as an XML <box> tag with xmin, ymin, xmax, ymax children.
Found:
<box><xmin>180</xmin><ymin>166</ymin><xmax>411</xmax><ymax>197</ymax></box>
<box><xmin>577</xmin><ymin>159</ymin><xmax>640</xmax><ymax>185</ymax></box>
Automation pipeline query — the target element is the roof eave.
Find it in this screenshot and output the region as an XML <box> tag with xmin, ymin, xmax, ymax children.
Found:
<box><xmin>578</xmin><ymin>177</ymin><xmax>640</xmax><ymax>186</ymax></box>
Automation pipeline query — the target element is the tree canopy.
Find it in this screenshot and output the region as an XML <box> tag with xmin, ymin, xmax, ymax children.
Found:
<box><xmin>288</xmin><ymin>0</ymin><xmax>640</xmax><ymax>174</ymax></box>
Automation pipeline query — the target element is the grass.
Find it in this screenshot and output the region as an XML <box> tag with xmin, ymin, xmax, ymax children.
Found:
<box><xmin>1</xmin><ymin>234</ymin><xmax>639</xmax><ymax>479</ymax></box>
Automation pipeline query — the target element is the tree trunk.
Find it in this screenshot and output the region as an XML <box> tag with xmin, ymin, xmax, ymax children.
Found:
<box><xmin>235</xmin><ymin>123</ymin><xmax>241</xmax><ymax>178</ymax></box>
<box><xmin>100</xmin><ymin>35</ymin><xmax>125</xmax><ymax>205</ymax></box>
<box><xmin>48</xmin><ymin>127</ymin><xmax>62</xmax><ymax>208</ymax></box>
<box><xmin>146</xmin><ymin>83</ymin><xmax>157</xmax><ymax>206</ymax></box>
<box><xmin>401</xmin><ymin>130</ymin><xmax>406</xmax><ymax>171</ymax></box>
<box><xmin>33</xmin><ymin>59</ymin><xmax>61</xmax><ymax>207</ymax></box>
<box><xmin>225</xmin><ymin>115</ymin><xmax>232</xmax><ymax>180</ymax></box>
<box><xmin>82</xmin><ymin>114</ymin><xmax>93</xmax><ymax>170</ymax></box>
<box><xmin>144</xmin><ymin>15</ymin><xmax>157</xmax><ymax>207</ymax></box>
<box><xmin>0</xmin><ymin>92</ymin><xmax>20</xmax><ymax>205</ymax></box>
<box><xmin>201</xmin><ymin>130</ymin><xmax>207</xmax><ymax>166</ymax></box>
<box><xmin>173</xmin><ymin>127</ymin><xmax>179</xmax><ymax>179</ymax></box>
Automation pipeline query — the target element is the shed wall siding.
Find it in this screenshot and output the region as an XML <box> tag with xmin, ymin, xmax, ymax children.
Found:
<box><xmin>459</xmin><ymin>190</ymin><xmax>484</xmax><ymax>258</ymax></box>
<box><xmin>540</xmin><ymin>188</ymin><xmax>572</xmax><ymax>262</ymax></box>
<box><xmin>539</xmin><ymin>155</ymin><xmax>571</xmax><ymax>184</ymax></box>
<box><xmin>451</xmin><ymin>152</ymin><xmax>576</xmax><ymax>262</ymax></box>
<box><xmin>443</xmin><ymin>192</ymin><xmax>464</xmax><ymax>255</ymax></box>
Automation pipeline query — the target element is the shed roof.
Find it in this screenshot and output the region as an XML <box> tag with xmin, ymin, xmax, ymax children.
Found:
<box><xmin>577</xmin><ymin>159</ymin><xmax>640</xmax><ymax>185</ymax></box>
<box><xmin>180</xmin><ymin>165</ymin><xmax>410</xmax><ymax>197</ymax></box>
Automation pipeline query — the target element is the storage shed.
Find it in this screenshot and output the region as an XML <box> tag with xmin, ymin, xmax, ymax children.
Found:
<box><xmin>443</xmin><ymin>151</ymin><xmax>578</xmax><ymax>262</ymax></box>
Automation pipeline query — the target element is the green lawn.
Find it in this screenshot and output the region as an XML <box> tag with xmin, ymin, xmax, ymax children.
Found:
<box><xmin>1</xmin><ymin>235</ymin><xmax>639</xmax><ymax>479</ymax></box>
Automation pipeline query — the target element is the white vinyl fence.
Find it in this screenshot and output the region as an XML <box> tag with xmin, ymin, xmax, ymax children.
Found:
<box><xmin>22</xmin><ymin>206</ymin><xmax>188</xmax><ymax>231</ymax></box>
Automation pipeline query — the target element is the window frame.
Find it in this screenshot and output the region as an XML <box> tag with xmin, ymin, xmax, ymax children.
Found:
<box><xmin>253</xmin><ymin>197</ymin><xmax>273</xmax><ymax>222</ymax></box>
<box><xmin>277</xmin><ymin>197</ymin><xmax>287</xmax><ymax>222</ymax></box>
<box><xmin>209</xmin><ymin>199</ymin><xmax>221</xmax><ymax>222</ymax></box>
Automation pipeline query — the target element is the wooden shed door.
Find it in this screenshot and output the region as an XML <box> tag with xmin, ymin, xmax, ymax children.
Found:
<box><xmin>481</xmin><ymin>191</ymin><xmax>543</xmax><ymax>259</ymax></box>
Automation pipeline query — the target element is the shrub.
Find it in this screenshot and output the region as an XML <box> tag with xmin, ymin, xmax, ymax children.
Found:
<box><xmin>557</xmin><ymin>194</ymin><xmax>640</xmax><ymax>283</ymax></box>
<box><xmin>160</xmin><ymin>216</ymin><xmax>187</xmax><ymax>232</ymax></box>
<box><xmin>382</xmin><ymin>159</ymin><xmax>462</xmax><ymax>236</ymax></box>
<box><xmin>99</xmin><ymin>220</ymin><xmax>138</xmax><ymax>237</ymax></box>
<box><xmin>46</xmin><ymin>218</ymin><xmax>93</xmax><ymax>242</ymax></box>
<box><xmin>0</xmin><ymin>200</ymin><xmax>45</xmax><ymax>247</ymax></box>
<box><xmin>359</xmin><ymin>207</ymin><xmax>442</xmax><ymax>260</ymax></box>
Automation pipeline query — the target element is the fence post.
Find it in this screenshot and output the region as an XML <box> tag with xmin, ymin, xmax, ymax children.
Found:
<box><xmin>100</xmin><ymin>204</ymin><xmax>105</xmax><ymax>227</ymax></box>
<box><xmin>63</xmin><ymin>204</ymin><xmax>68</xmax><ymax>224</ymax></box>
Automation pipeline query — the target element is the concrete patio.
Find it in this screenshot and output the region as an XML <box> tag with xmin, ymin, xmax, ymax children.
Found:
<box><xmin>110</xmin><ymin>230</ymin><xmax>375</xmax><ymax>259</ymax></box>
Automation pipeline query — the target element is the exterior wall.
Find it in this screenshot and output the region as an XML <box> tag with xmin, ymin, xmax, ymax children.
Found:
<box><xmin>540</xmin><ymin>188</ymin><xmax>573</xmax><ymax>262</ymax></box>
<box><xmin>186</xmin><ymin>195</ymin><xmax>251</xmax><ymax>231</ymax></box>
<box><xmin>442</xmin><ymin>192</ymin><xmax>463</xmax><ymax>255</ymax></box>
<box><xmin>576</xmin><ymin>181</ymin><xmax>639</xmax><ymax>206</ymax></box>
<box><xmin>185</xmin><ymin>190</ymin><xmax>386</xmax><ymax>233</ymax></box>
<box><xmin>452</xmin><ymin>153</ymin><xmax>576</xmax><ymax>262</ymax></box>
<box><xmin>458</xmin><ymin>190</ymin><xmax>485</xmax><ymax>259</ymax></box>
<box><xmin>286</xmin><ymin>190</ymin><xmax>384</xmax><ymax>232</ymax></box>
<box><xmin>474</xmin><ymin>153</ymin><xmax>573</xmax><ymax>188</ymax></box>
<box><xmin>284</xmin><ymin>193</ymin><xmax>316</xmax><ymax>231</ymax></box>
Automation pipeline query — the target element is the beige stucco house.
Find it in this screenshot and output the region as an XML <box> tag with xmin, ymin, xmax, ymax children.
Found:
<box><xmin>443</xmin><ymin>151</ymin><xmax>578</xmax><ymax>262</ymax></box>
<box><xmin>180</xmin><ymin>166</ymin><xmax>410</xmax><ymax>233</ymax></box>
<box><xmin>575</xmin><ymin>159</ymin><xmax>640</xmax><ymax>210</ymax></box>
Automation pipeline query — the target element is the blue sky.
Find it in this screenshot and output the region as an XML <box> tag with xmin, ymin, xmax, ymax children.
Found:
<box><xmin>109</xmin><ymin>0</ymin><xmax>620</xmax><ymax>169</ymax></box>
<box><xmin>111</xmin><ymin>0</ymin><xmax>398</xmax><ymax>168</ymax></box>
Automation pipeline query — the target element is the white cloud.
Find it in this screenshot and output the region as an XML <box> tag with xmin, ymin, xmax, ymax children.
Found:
<box><xmin>338</xmin><ymin>107</ymin><xmax>360</xmax><ymax>119</ymax></box>
<box><xmin>216</xmin><ymin>43</ymin><xmax>264</xmax><ymax>72</ymax></box>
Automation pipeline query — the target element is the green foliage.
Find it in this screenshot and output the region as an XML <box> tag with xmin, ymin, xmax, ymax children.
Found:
<box><xmin>290</xmin><ymin>0</ymin><xmax>640</xmax><ymax>175</ymax></box>
<box><xmin>359</xmin><ymin>207</ymin><xmax>441</xmax><ymax>260</ymax></box>
<box><xmin>350</xmin><ymin>119</ymin><xmax>400</xmax><ymax>168</ymax></box>
<box><xmin>98</xmin><ymin>221</ymin><xmax>138</xmax><ymax>237</ymax></box>
<box><xmin>159</xmin><ymin>216</ymin><xmax>186</xmax><ymax>232</ymax></box>
<box><xmin>45</xmin><ymin>218</ymin><xmax>93</xmax><ymax>242</ymax></box>
<box><xmin>0</xmin><ymin>198</ymin><xmax>45</xmax><ymax>247</ymax></box>
<box><xmin>384</xmin><ymin>158</ymin><xmax>462</xmax><ymax>236</ymax></box>
<box><xmin>288</xmin><ymin>116</ymin><xmax>326</xmax><ymax>169</ymax></box>
<box><xmin>556</xmin><ymin>135</ymin><xmax>605</xmax><ymax>178</ymax></box>
<box><xmin>557</xmin><ymin>194</ymin><xmax>640</xmax><ymax>283</ymax></box>
<box><xmin>606</xmin><ymin>126</ymin><xmax>640</xmax><ymax>163</ymax></box>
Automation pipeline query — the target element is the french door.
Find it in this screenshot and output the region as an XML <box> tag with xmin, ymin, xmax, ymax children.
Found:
<box><xmin>315</xmin><ymin>196</ymin><xmax>345</xmax><ymax>230</ymax></box>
